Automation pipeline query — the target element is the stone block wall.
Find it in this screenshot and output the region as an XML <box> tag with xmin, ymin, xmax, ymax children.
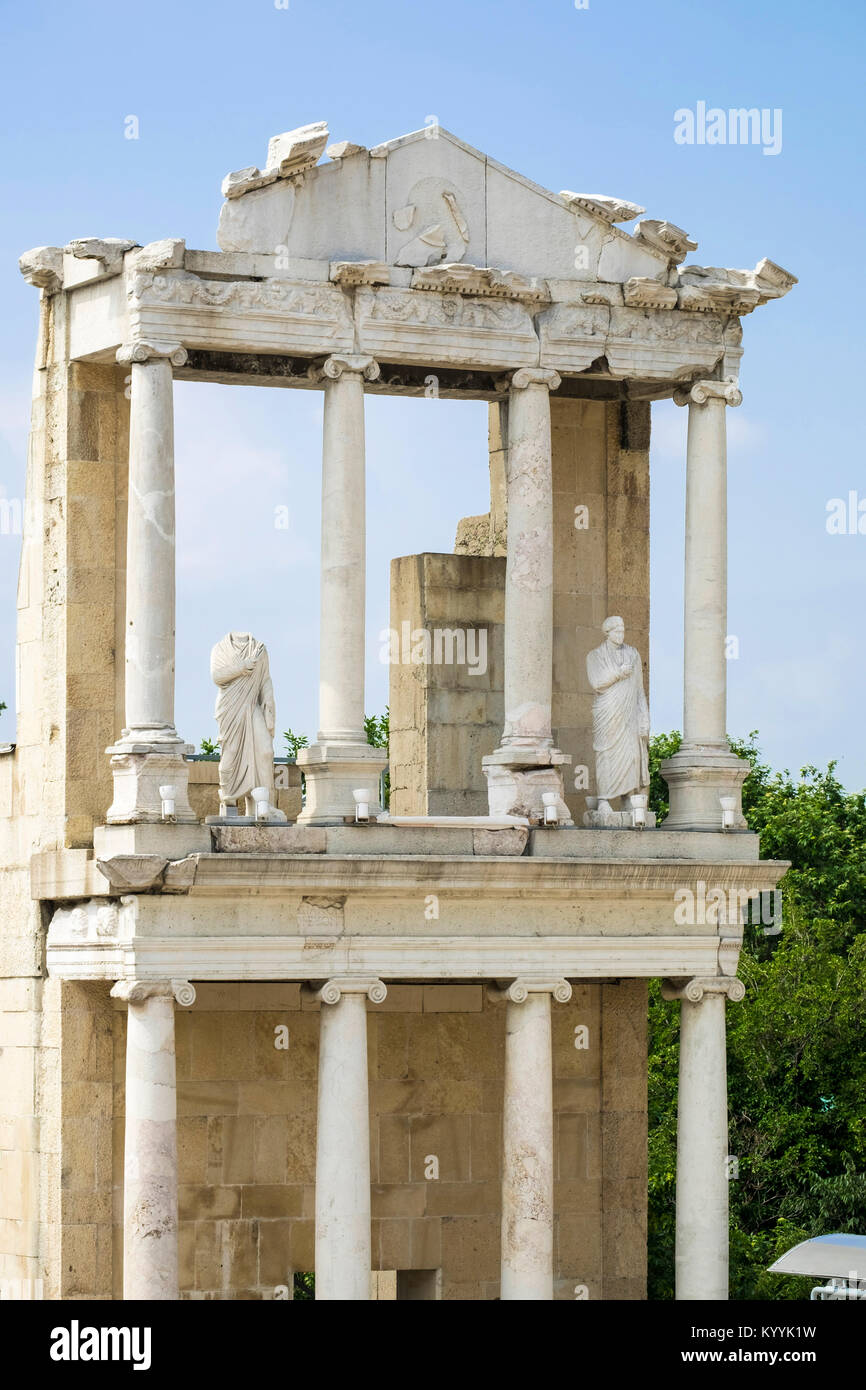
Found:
<box><xmin>388</xmin><ymin>554</ymin><xmax>505</xmax><ymax>817</ymax></box>
<box><xmin>0</xmin><ymin>294</ymin><xmax>130</xmax><ymax>1291</ymax></box>
<box><xmin>187</xmin><ymin>760</ymin><xmax>303</xmax><ymax>823</ymax></box>
<box><xmin>389</xmin><ymin>397</ymin><xmax>650</xmax><ymax>823</ymax></box>
<box><xmin>103</xmin><ymin>980</ymin><xmax>646</xmax><ymax>1300</ymax></box>
<box><xmin>553</xmin><ymin>397</ymin><xmax>650</xmax><ymax>821</ymax></box>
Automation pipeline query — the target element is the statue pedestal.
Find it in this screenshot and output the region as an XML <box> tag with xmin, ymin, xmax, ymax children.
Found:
<box><xmin>660</xmin><ymin>747</ymin><xmax>749</xmax><ymax>832</ymax></box>
<box><xmin>105</xmin><ymin>739</ymin><xmax>197</xmax><ymax>825</ymax></box>
<box><xmin>296</xmin><ymin>742</ymin><xmax>388</xmax><ymax>826</ymax></box>
<box><xmin>583</xmin><ymin>809</ymin><xmax>657</xmax><ymax>830</ymax></box>
<box><xmin>482</xmin><ymin>747</ymin><xmax>573</xmax><ymax>824</ymax></box>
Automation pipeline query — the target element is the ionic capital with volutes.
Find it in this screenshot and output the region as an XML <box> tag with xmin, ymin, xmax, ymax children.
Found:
<box><xmin>673</xmin><ymin>378</ymin><xmax>742</xmax><ymax>408</ymax></box>
<box><xmin>306</xmin><ymin>977</ymin><xmax>388</xmax><ymax>1006</ymax></box>
<box><xmin>662</xmin><ymin>976</ymin><xmax>745</xmax><ymax>1004</ymax></box>
<box><xmin>116</xmin><ymin>340</ymin><xmax>188</xmax><ymax>367</ymax></box>
<box><xmin>488</xmin><ymin>976</ymin><xmax>572</xmax><ymax>1004</ymax></box>
<box><xmin>309</xmin><ymin>353</ymin><xmax>380</xmax><ymax>383</ymax></box>
<box><xmin>110</xmin><ymin>978</ymin><xmax>196</xmax><ymax>1006</ymax></box>
<box><xmin>510</xmin><ymin>367</ymin><xmax>561</xmax><ymax>392</ymax></box>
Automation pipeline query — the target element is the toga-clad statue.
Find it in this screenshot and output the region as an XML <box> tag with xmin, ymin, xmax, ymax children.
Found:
<box><xmin>210</xmin><ymin>631</ymin><xmax>286</xmax><ymax>820</ymax></box>
<box><xmin>585</xmin><ymin>616</ymin><xmax>649</xmax><ymax>814</ymax></box>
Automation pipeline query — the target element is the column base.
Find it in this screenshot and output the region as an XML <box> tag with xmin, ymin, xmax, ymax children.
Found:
<box><xmin>482</xmin><ymin>747</ymin><xmax>573</xmax><ymax>825</ymax></box>
<box><xmin>105</xmin><ymin>739</ymin><xmax>197</xmax><ymax>824</ymax></box>
<box><xmin>660</xmin><ymin>746</ymin><xmax>749</xmax><ymax>832</ymax></box>
<box><xmin>296</xmin><ymin>743</ymin><xmax>388</xmax><ymax>825</ymax></box>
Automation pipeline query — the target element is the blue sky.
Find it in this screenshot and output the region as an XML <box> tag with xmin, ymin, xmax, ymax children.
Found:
<box><xmin>1</xmin><ymin>0</ymin><xmax>864</xmax><ymax>783</ymax></box>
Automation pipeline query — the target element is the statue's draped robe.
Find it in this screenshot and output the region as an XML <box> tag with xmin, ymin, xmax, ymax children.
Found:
<box><xmin>211</xmin><ymin>633</ymin><xmax>275</xmax><ymax>803</ymax></box>
<box><xmin>585</xmin><ymin>640</ymin><xmax>649</xmax><ymax>801</ymax></box>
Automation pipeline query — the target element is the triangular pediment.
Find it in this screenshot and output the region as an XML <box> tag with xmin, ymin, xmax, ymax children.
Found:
<box><xmin>216</xmin><ymin>123</ymin><xmax>672</xmax><ymax>286</ymax></box>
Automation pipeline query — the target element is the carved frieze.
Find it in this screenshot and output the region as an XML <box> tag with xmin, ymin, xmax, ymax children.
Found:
<box><xmin>355</xmin><ymin>285</ymin><xmax>539</xmax><ymax>369</ymax></box>
<box><xmin>537</xmin><ymin>303</ymin><xmax>611</xmax><ymax>373</ymax></box>
<box><xmin>606</xmin><ymin>307</ymin><xmax>726</xmax><ymax>378</ymax></box>
<box><xmin>106</xmin><ymin>252</ymin><xmax>777</xmax><ymax>383</ymax></box>
<box><xmin>538</xmin><ymin>297</ymin><xmax>726</xmax><ymax>379</ymax></box>
<box><xmin>127</xmin><ymin>270</ymin><xmax>354</xmax><ymax>356</ymax></box>
<box><xmin>48</xmin><ymin>897</ymin><xmax>131</xmax><ymax>945</ymax></box>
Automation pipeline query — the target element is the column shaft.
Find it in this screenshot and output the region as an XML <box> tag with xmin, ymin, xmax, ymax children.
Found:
<box><xmin>482</xmin><ymin>370</ymin><xmax>571</xmax><ymax>823</ymax></box>
<box><xmin>676</xmin><ymin>991</ymin><xmax>729</xmax><ymax>1299</ymax></box>
<box><xmin>297</xmin><ymin>356</ymin><xmax>386</xmax><ymax>824</ymax></box>
<box><xmin>660</xmin><ymin>380</ymin><xmax>747</xmax><ymax>831</ymax></box>
<box><xmin>315</xmin><ymin>987</ymin><xmax>375</xmax><ymax>1299</ymax></box>
<box><xmin>682</xmin><ymin>396</ymin><xmax>728</xmax><ymax>747</ymax></box>
<box><xmin>112</xmin><ymin>981</ymin><xmax>188</xmax><ymax>1300</ymax></box>
<box><xmin>125</xmin><ymin>356</ymin><xmax>179</xmax><ymax>738</ymax></box>
<box><xmin>318</xmin><ymin>368</ymin><xmax>367</xmax><ymax>744</ymax></box>
<box><xmin>502</xmin><ymin>377</ymin><xmax>555</xmax><ymax>749</ymax></box>
<box><xmin>500</xmin><ymin>989</ymin><xmax>556</xmax><ymax>1299</ymax></box>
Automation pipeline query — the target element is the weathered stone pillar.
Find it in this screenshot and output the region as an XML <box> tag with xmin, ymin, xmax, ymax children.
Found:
<box><xmin>661</xmin><ymin>379</ymin><xmax>748</xmax><ymax>830</ymax></box>
<box><xmin>298</xmin><ymin>355</ymin><xmax>387</xmax><ymax>824</ymax></box>
<box><xmin>483</xmin><ymin>369</ymin><xmax>571</xmax><ymax>822</ymax></box>
<box><xmin>110</xmin><ymin>978</ymin><xmax>195</xmax><ymax>1299</ymax></box>
<box><xmin>106</xmin><ymin>342</ymin><xmax>195</xmax><ymax>823</ymax></box>
<box><xmin>490</xmin><ymin>977</ymin><xmax>572</xmax><ymax>1299</ymax></box>
<box><xmin>663</xmin><ymin>975</ymin><xmax>744</xmax><ymax>1299</ymax></box>
<box><xmin>311</xmin><ymin>977</ymin><xmax>386</xmax><ymax>1299</ymax></box>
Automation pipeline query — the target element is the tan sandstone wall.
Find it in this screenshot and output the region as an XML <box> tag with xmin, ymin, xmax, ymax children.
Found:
<box><xmin>105</xmin><ymin>980</ymin><xmax>646</xmax><ymax>1300</ymax></box>
<box><xmin>389</xmin><ymin>398</ymin><xmax>650</xmax><ymax>823</ymax></box>
<box><xmin>0</xmin><ymin>290</ymin><xmax>129</xmax><ymax>1293</ymax></box>
<box><xmin>388</xmin><ymin>555</ymin><xmax>504</xmax><ymax>817</ymax></box>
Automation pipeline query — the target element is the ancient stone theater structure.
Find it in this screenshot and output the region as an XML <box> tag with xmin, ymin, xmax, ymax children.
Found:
<box><xmin>2</xmin><ymin>122</ymin><xmax>793</xmax><ymax>1301</ymax></box>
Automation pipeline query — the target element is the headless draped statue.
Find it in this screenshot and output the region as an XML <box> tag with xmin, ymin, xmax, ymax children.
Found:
<box><xmin>585</xmin><ymin>616</ymin><xmax>649</xmax><ymax>814</ymax></box>
<box><xmin>210</xmin><ymin>632</ymin><xmax>285</xmax><ymax>820</ymax></box>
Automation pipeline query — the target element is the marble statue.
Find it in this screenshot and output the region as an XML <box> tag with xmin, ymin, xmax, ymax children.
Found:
<box><xmin>210</xmin><ymin>631</ymin><xmax>286</xmax><ymax>820</ymax></box>
<box><xmin>585</xmin><ymin>616</ymin><xmax>649</xmax><ymax>815</ymax></box>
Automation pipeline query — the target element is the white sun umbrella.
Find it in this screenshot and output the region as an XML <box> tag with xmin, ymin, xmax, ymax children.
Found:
<box><xmin>769</xmin><ymin>1233</ymin><xmax>866</xmax><ymax>1281</ymax></box>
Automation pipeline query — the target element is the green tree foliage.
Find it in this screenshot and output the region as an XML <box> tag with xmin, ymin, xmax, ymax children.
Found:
<box><xmin>365</xmin><ymin>709</ymin><xmax>390</xmax><ymax>808</ymax></box>
<box><xmin>364</xmin><ymin>710</ymin><xmax>389</xmax><ymax>750</ymax></box>
<box><xmin>648</xmin><ymin>732</ymin><xmax>866</xmax><ymax>1299</ymax></box>
<box><xmin>282</xmin><ymin>728</ymin><xmax>309</xmax><ymax>761</ymax></box>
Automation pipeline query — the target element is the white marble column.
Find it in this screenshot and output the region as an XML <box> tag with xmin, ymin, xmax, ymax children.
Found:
<box><xmin>663</xmin><ymin>975</ymin><xmax>744</xmax><ymax>1300</ymax></box>
<box><xmin>110</xmin><ymin>978</ymin><xmax>195</xmax><ymax>1300</ymax></box>
<box><xmin>661</xmin><ymin>379</ymin><xmax>748</xmax><ymax>830</ymax></box>
<box><xmin>483</xmin><ymin>370</ymin><xmax>571</xmax><ymax>823</ymax></box>
<box><xmin>298</xmin><ymin>355</ymin><xmax>386</xmax><ymax>824</ymax></box>
<box><xmin>490</xmin><ymin>977</ymin><xmax>572</xmax><ymax>1300</ymax></box>
<box><xmin>312</xmin><ymin>977</ymin><xmax>386</xmax><ymax>1299</ymax></box>
<box><xmin>106</xmin><ymin>341</ymin><xmax>196</xmax><ymax>824</ymax></box>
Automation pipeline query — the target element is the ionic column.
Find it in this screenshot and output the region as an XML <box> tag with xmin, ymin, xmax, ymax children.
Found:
<box><xmin>663</xmin><ymin>975</ymin><xmax>745</xmax><ymax>1299</ymax></box>
<box><xmin>661</xmin><ymin>379</ymin><xmax>748</xmax><ymax>830</ymax></box>
<box><xmin>490</xmin><ymin>977</ymin><xmax>572</xmax><ymax>1300</ymax></box>
<box><xmin>106</xmin><ymin>341</ymin><xmax>196</xmax><ymax>824</ymax></box>
<box><xmin>482</xmin><ymin>369</ymin><xmax>571</xmax><ymax>822</ymax></box>
<box><xmin>110</xmin><ymin>978</ymin><xmax>195</xmax><ymax>1300</ymax></box>
<box><xmin>298</xmin><ymin>355</ymin><xmax>387</xmax><ymax>824</ymax></box>
<box><xmin>311</xmin><ymin>977</ymin><xmax>386</xmax><ymax>1299</ymax></box>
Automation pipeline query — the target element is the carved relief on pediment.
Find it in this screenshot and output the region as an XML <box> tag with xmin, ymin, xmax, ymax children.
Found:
<box><xmin>391</xmin><ymin>178</ymin><xmax>472</xmax><ymax>267</ymax></box>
